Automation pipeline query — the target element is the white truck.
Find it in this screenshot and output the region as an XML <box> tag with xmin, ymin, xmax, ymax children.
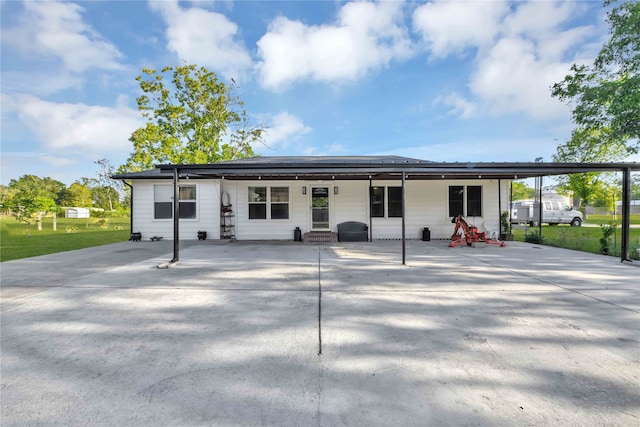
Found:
<box><xmin>511</xmin><ymin>199</ymin><xmax>583</xmax><ymax>226</ymax></box>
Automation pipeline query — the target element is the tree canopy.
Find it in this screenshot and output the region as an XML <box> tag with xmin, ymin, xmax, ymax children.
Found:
<box><xmin>552</xmin><ymin>0</ymin><xmax>639</xmax><ymax>154</ymax></box>
<box><xmin>552</xmin><ymin>127</ymin><xmax>630</xmax><ymax>211</ymax></box>
<box><xmin>510</xmin><ymin>181</ymin><xmax>535</xmax><ymax>201</ymax></box>
<box><xmin>120</xmin><ymin>64</ymin><xmax>266</xmax><ymax>172</ymax></box>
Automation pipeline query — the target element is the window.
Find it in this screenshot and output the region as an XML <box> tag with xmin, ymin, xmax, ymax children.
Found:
<box><xmin>179</xmin><ymin>186</ymin><xmax>197</xmax><ymax>219</ymax></box>
<box><xmin>387</xmin><ymin>187</ymin><xmax>403</xmax><ymax>217</ymax></box>
<box><xmin>466</xmin><ymin>186</ymin><xmax>482</xmax><ymax>217</ymax></box>
<box><xmin>248</xmin><ymin>187</ymin><xmax>267</xmax><ymax>219</ymax></box>
<box><xmin>449</xmin><ymin>185</ymin><xmax>483</xmax><ymax>217</ymax></box>
<box><xmin>271</xmin><ymin>187</ymin><xmax>289</xmax><ymax>219</ymax></box>
<box><xmin>248</xmin><ymin>186</ymin><xmax>289</xmax><ymax>220</ymax></box>
<box><xmin>449</xmin><ymin>186</ymin><xmax>464</xmax><ymax>217</ymax></box>
<box><xmin>370</xmin><ymin>187</ymin><xmax>385</xmax><ymax>217</ymax></box>
<box><xmin>370</xmin><ymin>186</ymin><xmax>403</xmax><ymax>218</ymax></box>
<box><xmin>154</xmin><ymin>184</ymin><xmax>197</xmax><ymax>219</ymax></box>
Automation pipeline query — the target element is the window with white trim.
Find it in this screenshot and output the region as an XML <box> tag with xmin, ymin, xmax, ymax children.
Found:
<box><xmin>370</xmin><ymin>186</ymin><xmax>403</xmax><ymax>218</ymax></box>
<box><xmin>448</xmin><ymin>185</ymin><xmax>482</xmax><ymax>217</ymax></box>
<box><xmin>248</xmin><ymin>186</ymin><xmax>289</xmax><ymax>220</ymax></box>
<box><xmin>153</xmin><ymin>184</ymin><xmax>197</xmax><ymax>219</ymax></box>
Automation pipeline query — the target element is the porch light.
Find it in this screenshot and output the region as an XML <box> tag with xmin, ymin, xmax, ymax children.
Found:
<box><xmin>334</xmin><ymin>186</ymin><xmax>339</xmax><ymax>195</ymax></box>
<box><xmin>302</xmin><ymin>186</ymin><xmax>307</xmax><ymax>195</ymax></box>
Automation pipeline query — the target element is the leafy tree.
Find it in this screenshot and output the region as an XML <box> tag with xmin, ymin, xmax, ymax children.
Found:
<box><xmin>553</xmin><ymin>127</ymin><xmax>629</xmax><ymax>215</ymax></box>
<box><xmin>4</xmin><ymin>189</ymin><xmax>56</xmax><ymax>236</ymax></box>
<box><xmin>0</xmin><ymin>185</ymin><xmax>13</xmax><ymax>212</ymax></box>
<box><xmin>92</xmin><ymin>186</ymin><xmax>120</xmax><ymax>211</ymax></box>
<box><xmin>8</xmin><ymin>175</ymin><xmax>65</xmax><ymax>202</ymax></box>
<box><xmin>120</xmin><ymin>64</ymin><xmax>266</xmax><ymax>172</ymax></box>
<box><xmin>510</xmin><ymin>181</ymin><xmax>535</xmax><ymax>200</ymax></box>
<box><xmin>56</xmin><ymin>187</ymin><xmax>74</xmax><ymax>207</ymax></box>
<box><xmin>552</xmin><ymin>0</ymin><xmax>639</xmax><ymax>154</ymax></box>
<box><xmin>69</xmin><ymin>181</ymin><xmax>93</xmax><ymax>207</ymax></box>
<box><xmin>95</xmin><ymin>158</ymin><xmax>122</xmax><ymax>210</ymax></box>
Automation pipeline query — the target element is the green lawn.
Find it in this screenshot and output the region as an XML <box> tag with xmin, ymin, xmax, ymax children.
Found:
<box><xmin>512</xmin><ymin>223</ymin><xmax>640</xmax><ymax>260</ymax></box>
<box><xmin>1</xmin><ymin>215</ymin><xmax>130</xmax><ymax>262</ymax></box>
<box><xmin>583</xmin><ymin>213</ymin><xmax>640</xmax><ymax>225</ymax></box>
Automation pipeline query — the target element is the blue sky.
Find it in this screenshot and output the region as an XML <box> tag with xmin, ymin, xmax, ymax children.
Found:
<box><xmin>1</xmin><ymin>0</ymin><xmax>631</xmax><ymax>186</ymax></box>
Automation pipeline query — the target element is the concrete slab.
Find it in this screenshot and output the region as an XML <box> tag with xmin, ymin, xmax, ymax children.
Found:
<box><xmin>1</xmin><ymin>240</ymin><xmax>639</xmax><ymax>425</ymax></box>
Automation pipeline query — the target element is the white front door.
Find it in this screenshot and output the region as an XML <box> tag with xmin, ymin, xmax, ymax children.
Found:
<box><xmin>311</xmin><ymin>187</ymin><xmax>330</xmax><ymax>229</ymax></box>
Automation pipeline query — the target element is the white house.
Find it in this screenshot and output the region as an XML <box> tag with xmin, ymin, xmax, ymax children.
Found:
<box><xmin>113</xmin><ymin>156</ymin><xmax>513</xmax><ymax>242</ymax></box>
<box><xmin>113</xmin><ymin>155</ymin><xmax>639</xmax><ymax>262</ymax></box>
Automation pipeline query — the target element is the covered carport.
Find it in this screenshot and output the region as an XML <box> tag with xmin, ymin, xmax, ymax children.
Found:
<box><xmin>154</xmin><ymin>159</ymin><xmax>639</xmax><ymax>264</ymax></box>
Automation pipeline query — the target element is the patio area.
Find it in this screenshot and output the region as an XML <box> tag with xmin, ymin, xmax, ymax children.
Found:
<box><xmin>1</xmin><ymin>240</ymin><xmax>638</xmax><ymax>425</ymax></box>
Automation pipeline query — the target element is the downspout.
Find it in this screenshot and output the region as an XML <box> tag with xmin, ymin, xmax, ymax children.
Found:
<box><xmin>123</xmin><ymin>181</ymin><xmax>133</xmax><ymax>235</ymax></box>
<box><xmin>402</xmin><ymin>171</ymin><xmax>406</xmax><ymax>265</ymax></box>
<box><xmin>621</xmin><ymin>167</ymin><xmax>632</xmax><ymax>262</ymax></box>
<box><xmin>171</xmin><ymin>167</ymin><xmax>180</xmax><ymax>264</ymax></box>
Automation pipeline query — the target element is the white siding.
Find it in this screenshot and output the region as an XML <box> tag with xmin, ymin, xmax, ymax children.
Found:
<box><xmin>234</xmin><ymin>181</ymin><xmax>303</xmax><ymax>240</ymax></box>
<box><xmin>131</xmin><ymin>178</ymin><xmax>511</xmax><ymax>241</ymax></box>
<box><xmin>131</xmin><ymin>179</ymin><xmax>220</xmax><ymax>240</ymax></box>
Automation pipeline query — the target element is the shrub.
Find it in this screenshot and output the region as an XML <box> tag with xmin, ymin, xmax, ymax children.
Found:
<box><xmin>599</xmin><ymin>222</ymin><xmax>617</xmax><ymax>255</ymax></box>
<box><xmin>525</xmin><ymin>231</ymin><xmax>545</xmax><ymax>244</ymax></box>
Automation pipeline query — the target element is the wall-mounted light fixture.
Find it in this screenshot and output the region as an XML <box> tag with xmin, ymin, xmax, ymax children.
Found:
<box><xmin>334</xmin><ymin>186</ymin><xmax>339</xmax><ymax>195</ymax></box>
<box><xmin>302</xmin><ymin>186</ymin><xmax>307</xmax><ymax>195</ymax></box>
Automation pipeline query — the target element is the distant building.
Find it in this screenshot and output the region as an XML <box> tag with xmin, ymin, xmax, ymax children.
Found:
<box><xmin>65</xmin><ymin>208</ymin><xmax>90</xmax><ymax>219</ymax></box>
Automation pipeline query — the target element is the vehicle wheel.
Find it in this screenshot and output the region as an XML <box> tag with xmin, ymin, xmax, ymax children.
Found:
<box><xmin>530</xmin><ymin>221</ymin><xmax>538</xmax><ymax>226</ymax></box>
<box><xmin>549</xmin><ymin>223</ymin><xmax>558</xmax><ymax>226</ymax></box>
<box><xmin>570</xmin><ymin>218</ymin><xmax>582</xmax><ymax>227</ymax></box>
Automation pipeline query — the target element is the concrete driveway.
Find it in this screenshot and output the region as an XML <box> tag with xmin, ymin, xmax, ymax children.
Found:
<box><xmin>1</xmin><ymin>240</ymin><xmax>639</xmax><ymax>426</ymax></box>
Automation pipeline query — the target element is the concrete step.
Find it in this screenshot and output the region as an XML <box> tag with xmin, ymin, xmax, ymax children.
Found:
<box><xmin>303</xmin><ymin>231</ymin><xmax>338</xmax><ymax>244</ymax></box>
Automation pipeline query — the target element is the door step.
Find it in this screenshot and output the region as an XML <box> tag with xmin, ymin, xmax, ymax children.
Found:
<box><xmin>303</xmin><ymin>231</ymin><xmax>338</xmax><ymax>244</ymax></box>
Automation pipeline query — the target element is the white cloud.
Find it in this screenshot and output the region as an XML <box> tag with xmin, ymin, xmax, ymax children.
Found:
<box><xmin>418</xmin><ymin>1</ymin><xmax>597</xmax><ymax>121</ymax></box>
<box><xmin>260</xmin><ymin>112</ymin><xmax>312</xmax><ymax>150</ymax></box>
<box><xmin>1</xmin><ymin>70</ymin><xmax>83</xmax><ymax>96</ymax></box>
<box><xmin>434</xmin><ymin>92</ymin><xmax>477</xmax><ymax>119</ymax></box>
<box><xmin>413</xmin><ymin>1</ymin><xmax>509</xmax><ymax>58</ymax></box>
<box><xmin>38</xmin><ymin>155</ymin><xmax>77</xmax><ymax>167</ymax></box>
<box><xmin>2</xmin><ymin>1</ymin><xmax>124</xmax><ymax>72</ymax></box>
<box><xmin>377</xmin><ymin>137</ymin><xmax>564</xmax><ymax>163</ymax></box>
<box><xmin>6</xmin><ymin>94</ymin><xmax>143</xmax><ymax>156</ymax></box>
<box><xmin>468</xmin><ymin>37</ymin><xmax>571</xmax><ymax>119</ymax></box>
<box><xmin>257</xmin><ymin>1</ymin><xmax>413</xmax><ymax>90</ymax></box>
<box><xmin>149</xmin><ymin>0</ymin><xmax>252</xmax><ymax>79</ymax></box>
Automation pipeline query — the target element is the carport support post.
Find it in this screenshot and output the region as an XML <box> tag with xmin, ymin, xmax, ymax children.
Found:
<box><xmin>498</xmin><ymin>179</ymin><xmax>502</xmax><ymax>236</ymax></box>
<box><xmin>538</xmin><ymin>176</ymin><xmax>543</xmax><ymax>236</ymax></box>
<box><xmin>171</xmin><ymin>167</ymin><xmax>180</xmax><ymax>264</ymax></box>
<box><xmin>402</xmin><ymin>171</ymin><xmax>406</xmax><ymax>265</ymax></box>
<box><xmin>621</xmin><ymin>167</ymin><xmax>631</xmax><ymax>262</ymax></box>
<box><xmin>369</xmin><ymin>177</ymin><xmax>373</xmax><ymax>242</ymax></box>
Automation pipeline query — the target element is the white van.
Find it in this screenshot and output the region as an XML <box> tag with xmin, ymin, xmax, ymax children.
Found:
<box><xmin>511</xmin><ymin>200</ymin><xmax>583</xmax><ymax>226</ymax></box>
